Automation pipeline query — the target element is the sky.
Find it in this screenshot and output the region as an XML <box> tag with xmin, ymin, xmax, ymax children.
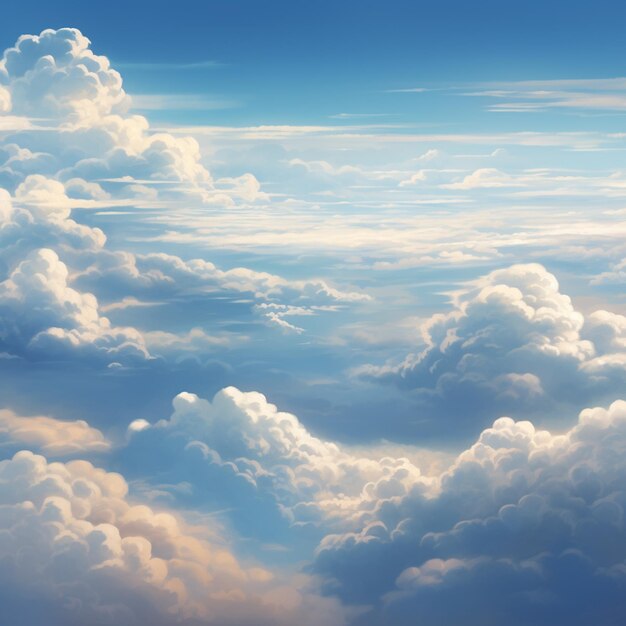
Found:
<box><xmin>2</xmin><ymin>2</ymin><xmax>626</xmax><ymax>624</ymax></box>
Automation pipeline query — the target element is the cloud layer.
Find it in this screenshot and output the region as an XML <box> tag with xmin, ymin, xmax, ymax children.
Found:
<box><xmin>3</xmin><ymin>22</ymin><xmax>626</xmax><ymax>626</ymax></box>
<box><xmin>119</xmin><ymin>384</ymin><xmax>626</xmax><ymax>625</ymax></box>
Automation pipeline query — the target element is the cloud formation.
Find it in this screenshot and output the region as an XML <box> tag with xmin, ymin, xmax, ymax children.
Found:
<box><xmin>125</xmin><ymin>387</ymin><xmax>428</xmax><ymax>543</ymax></box>
<box><xmin>0</xmin><ymin>27</ymin><xmax>213</xmax><ymax>194</ymax></box>
<box><xmin>4</xmin><ymin>21</ymin><xmax>626</xmax><ymax>626</ymax></box>
<box><xmin>120</xmin><ymin>384</ymin><xmax>626</xmax><ymax>625</ymax></box>
<box><xmin>0</xmin><ymin>408</ymin><xmax>110</xmax><ymax>455</ymax></box>
<box><xmin>0</xmin><ymin>247</ymin><xmax>149</xmax><ymax>362</ymax></box>
<box><xmin>0</xmin><ymin>448</ymin><xmax>347</xmax><ymax>626</ymax></box>
<box><xmin>0</xmin><ymin>27</ymin><xmax>371</xmax><ymax>368</ymax></box>
<box><xmin>312</xmin><ymin>399</ymin><xmax>626</xmax><ymax>624</ymax></box>
<box><xmin>357</xmin><ymin>263</ymin><xmax>626</xmax><ymax>439</ymax></box>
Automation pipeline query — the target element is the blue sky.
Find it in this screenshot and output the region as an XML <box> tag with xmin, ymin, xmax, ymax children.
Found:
<box><xmin>5</xmin><ymin>0</ymin><xmax>626</xmax><ymax>129</ymax></box>
<box><xmin>2</xmin><ymin>3</ymin><xmax>626</xmax><ymax>625</ymax></box>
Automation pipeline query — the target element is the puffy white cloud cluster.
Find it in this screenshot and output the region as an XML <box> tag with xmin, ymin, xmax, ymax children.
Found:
<box><xmin>0</xmin><ymin>449</ymin><xmax>347</xmax><ymax>626</ymax></box>
<box><xmin>0</xmin><ymin>177</ymin><xmax>366</xmax><ymax>362</ymax></box>
<box><xmin>124</xmin><ymin>386</ymin><xmax>626</xmax><ymax>624</ymax></box>
<box><xmin>127</xmin><ymin>387</ymin><xmax>429</xmax><ymax>532</ymax></box>
<box><xmin>0</xmin><ymin>174</ymin><xmax>106</xmax><ymax>272</ymax></box>
<box><xmin>358</xmin><ymin>263</ymin><xmax>626</xmax><ymax>436</ymax></box>
<box><xmin>0</xmin><ymin>27</ymin><xmax>372</xmax><ymax>365</ymax></box>
<box><xmin>0</xmin><ymin>247</ymin><xmax>149</xmax><ymax>361</ymax></box>
<box><xmin>0</xmin><ymin>173</ymin><xmax>160</xmax><ymax>363</ymax></box>
<box><xmin>0</xmin><ymin>28</ymin><xmax>211</xmax><ymax>190</ymax></box>
<box><xmin>9</xmin><ymin>24</ymin><xmax>626</xmax><ymax>625</ymax></box>
<box><xmin>312</xmin><ymin>399</ymin><xmax>626</xmax><ymax>624</ymax></box>
<box><xmin>0</xmin><ymin>28</ymin><xmax>271</xmax><ymax>205</ymax></box>
<box><xmin>0</xmin><ymin>170</ymin><xmax>366</xmax><ymax>363</ymax></box>
<box><xmin>1</xmin><ymin>28</ymin><xmax>127</xmax><ymax>123</ymax></box>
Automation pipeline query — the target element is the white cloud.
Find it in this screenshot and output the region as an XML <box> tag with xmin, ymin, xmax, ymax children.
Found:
<box><xmin>357</xmin><ymin>263</ymin><xmax>626</xmax><ymax>436</ymax></box>
<box><xmin>143</xmin><ymin>327</ymin><xmax>235</xmax><ymax>352</ymax></box>
<box><xmin>0</xmin><ymin>408</ymin><xmax>110</xmax><ymax>454</ymax></box>
<box><xmin>0</xmin><ymin>169</ymin><xmax>368</xmax><ymax>361</ymax></box>
<box><xmin>0</xmin><ymin>449</ymin><xmax>347</xmax><ymax>625</ymax></box>
<box><xmin>288</xmin><ymin>158</ymin><xmax>361</xmax><ymax>177</ymax></box>
<box><xmin>0</xmin><ymin>247</ymin><xmax>149</xmax><ymax>362</ymax></box>
<box><xmin>0</xmin><ymin>174</ymin><xmax>107</xmax><ymax>274</ymax></box>
<box><xmin>0</xmin><ymin>27</ymin><xmax>226</xmax><ymax>203</ymax></box>
<box><xmin>0</xmin><ymin>26</ymin><xmax>373</xmax><ymax>365</ymax></box>
<box><xmin>126</xmin><ymin>387</ymin><xmax>429</xmax><ymax>530</ymax></box>
<box><xmin>312</xmin><ymin>399</ymin><xmax>626</xmax><ymax>624</ymax></box>
<box><xmin>0</xmin><ymin>84</ymin><xmax>11</xmax><ymax>113</ymax></box>
<box><xmin>463</xmin><ymin>78</ymin><xmax>626</xmax><ymax>113</ymax></box>
<box><xmin>3</xmin><ymin>28</ymin><xmax>128</xmax><ymax>123</ymax></box>
<box><xmin>591</xmin><ymin>256</ymin><xmax>626</xmax><ymax>285</ymax></box>
<box><xmin>442</xmin><ymin>167</ymin><xmax>520</xmax><ymax>189</ymax></box>
<box><xmin>0</xmin><ymin>186</ymin><xmax>12</xmax><ymax>221</ymax></box>
<box><xmin>15</xmin><ymin>174</ymin><xmax>73</xmax><ymax>220</ymax></box>
<box><xmin>77</xmin><ymin>250</ymin><xmax>370</xmax><ymax>312</ymax></box>
<box><xmin>122</xmin><ymin>384</ymin><xmax>626</xmax><ymax>624</ymax></box>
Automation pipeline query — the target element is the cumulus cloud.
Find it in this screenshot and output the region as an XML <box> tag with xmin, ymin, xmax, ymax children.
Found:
<box><xmin>357</xmin><ymin>263</ymin><xmax>626</xmax><ymax>439</ymax></box>
<box><xmin>122</xmin><ymin>386</ymin><xmax>626</xmax><ymax>625</ymax></box>
<box><xmin>125</xmin><ymin>387</ymin><xmax>428</xmax><ymax>543</ymax></box>
<box><xmin>0</xmin><ymin>247</ymin><xmax>149</xmax><ymax>362</ymax></box>
<box><xmin>312</xmin><ymin>399</ymin><xmax>626</xmax><ymax>625</ymax></box>
<box><xmin>0</xmin><ymin>449</ymin><xmax>347</xmax><ymax>626</ymax></box>
<box><xmin>0</xmin><ymin>169</ymin><xmax>366</xmax><ymax>363</ymax></box>
<box><xmin>0</xmin><ymin>27</ymin><xmax>275</xmax><ymax>208</ymax></box>
<box><xmin>0</xmin><ymin>26</ymin><xmax>373</xmax><ymax>368</ymax></box>
<box><xmin>0</xmin><ymin>27</ymin><xmax>370</xmax><ymax>356</ymax></box>
<box><xmin>2</xmin><ymin>28</ymin><xmax>128</xmax><ymax>122</ymax></box>
<box><xmin>0</xmin><ymin>177</ymin><xmax>366</xmax><ymax>365</ymax></box>
<box><xmin>8</xmin><ymin>24</ymin><xmax>626</xmax><ymax>626</ymax></box>
<box><xmin>0</xmin><ymin>174</ymin><xmax>106</xmax><ymax>279</ymax></box>
<box><xmin>76</xmin><ymin>249</ymin><xmax>370</xmax><ymax>303</ymax></box>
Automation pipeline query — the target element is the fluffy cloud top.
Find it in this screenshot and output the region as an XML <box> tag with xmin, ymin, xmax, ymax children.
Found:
<box><xmin>358</xmin><ymin>263</ymin><xmax>626</xmax><ymax>438</ymax></box>
<box><xmin>1</xmin><ymin>28</ymin><xmax>127</xmax><ymax>122</ymax></box>
<box><xmin>121</xmin><ymin>385</ymin><xmax>626</xmax><ymax>625</ymax></box>
<box><xmin>0</xmin><ymin>449</ymin><xmax>347</xmax><ymax>626</ymax></box>
<box><xmin>0</xmin><ymin>27</ymin><xmax>215</xmax><ymax>198</ymax></box>
<box><xmin>312</xmin><ymin>399</ymin><xmax>626</xmax><ymax>624</ymax></box>
<box><xmin>0</xmin><ymin>247</ymin><xmax>149</xmax><ymax>361</ymax></box>
<box><xmin>0</xmin><ymin>27</ymin><xmax>275</xmax><ymax>208</ymax></box>
<box><xmin>4</xmin><ymin>23</ymin><xmax>626</xmax><ymax>626</ymax></box>
<box><xmin>126</xmin><ymin>387</ymin><xmax>428</xmax><ymax>537</ymax></box>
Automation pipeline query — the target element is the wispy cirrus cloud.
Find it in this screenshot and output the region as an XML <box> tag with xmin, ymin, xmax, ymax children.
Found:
<box><xmin>465</xmin><ymin>77</ymin><xmax>626</xmax><ymax>113</ymax></box>
<box><xmin>385</xmin><ymin>77</ymin><xmax>626</xmax><ymax>113</ymax></box>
